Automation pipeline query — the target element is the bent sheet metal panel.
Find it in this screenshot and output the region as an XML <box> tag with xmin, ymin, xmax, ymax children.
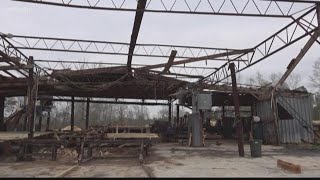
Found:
<box><xmin>277</xmin><ymin>95</ymin><xmax>314</xmax><ymax>143</ymax></box>
<box><xmin>256</xmin><ymin>100</ymin><xmax>277</xmax><ymax>144</ymax></box>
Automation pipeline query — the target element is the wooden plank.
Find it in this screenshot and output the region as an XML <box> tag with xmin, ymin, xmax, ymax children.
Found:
<box><xmin>0</xmin><ymin>132</ymin><xmax>51</xmax><ymax>141</ymax></box>
<box><xmin>106</xmin><ymin>133</ymin><xmax>159</xmax><ymax>139</ymax></box>
<box><xmin>277</xmin><ymin>159</ymin><xmax>302</xmax><ymax>174</ymax></box>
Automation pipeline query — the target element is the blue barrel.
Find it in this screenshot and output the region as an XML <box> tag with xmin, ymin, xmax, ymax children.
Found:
<box><xmin>250</xmin><ymin>140</ymin><xmax>262</xmax><ymax>157</ymax></box>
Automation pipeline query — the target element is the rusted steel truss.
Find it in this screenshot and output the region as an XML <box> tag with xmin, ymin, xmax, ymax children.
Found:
<box><xmin>0</xmin><ymin>34</ymin><xmax>50</xmax><ymax>78</ymax></box>
<box><xmin>6</xmin><ymin>34</ymin><xmax>245</xmax><ymax>59</ymax></box>
<box><xmin>13</xmin><ymin>0</ymin><xmax>317</xmax><ymax>18</ymax></box>
<box><xmin>1</xmin><ymin>0</ymin><xmax>319</xmax><ymax>97</ymax></box>
<box><xmin>200</xmin><ymin>6</ymin><xmax>320</xmax><ymax>86</ymax></box>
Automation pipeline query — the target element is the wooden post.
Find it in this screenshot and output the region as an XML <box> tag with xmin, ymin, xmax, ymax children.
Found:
<box><xmin>229</xmin><ymin>63</ymin><xmax>244</xmax><ymax>157</ymax></box>
<box><xmin>27</xmin><ymin>56</ymin><xmax>35</xmax><ymax>139</ymax></box>
<box><xmin>71</xmin><ymin>96</ymin><xmax>75</xmax><ymax>132</ymax></box>
<box><xmin>0</xmin><ymin>97</ymin><xmax>4</xmax><ymax>131</ymax></box>
<box><xmin>85</xmin><ymin>98</ymin><xmax>90</xmax><ymax>130</ymax></box>
<box><xmin>46</xmin><ymin>111</ymin><xmax>51</xmax><ymax>131</ymax></box>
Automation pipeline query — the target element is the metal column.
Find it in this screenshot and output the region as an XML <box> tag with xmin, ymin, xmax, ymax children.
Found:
<box><xmin>46</xmin><ymin>111</ymin><xmax>50</xmax><ymax>131</ymax></box>
<box><xmin>176</xmin><ymin>104</ymin><xmax>179</xmax><ymax>125</ymax></box>
<box><xmin>27</xmin><ymin>56</ymin><xmax>35</xmax><ymax>139</ymax></box>
<box><xmin>229</xmin><ymin>63</ymin><xmax>244</xmax><ymax>157</ymax></box>
<box><xmin>38</xmin><ymin>106</ymin><xmax>42</xmax><ymax>131</ymax></box>
<box><xmin>317</xmin><ymin>3</ymin><xmax>320</xmax><ymax>26</ymax></box>
<box><xmin>86</xmin><ymin>98</ymin><xmax>90</xmax><ymax>130</ymax></box>
<box><xmin>38</xmin><ymin>112</ymin><xmax>42</xmax><ymax>131</ymax></box>
<box><xmin>71</xmin><ymin>96</ymin><xmax>75</xmax><ymax>132</ymax></box>
<box><xmin>168</xmin><ymin>101</ymin><xmax>172</xmax><ymax>124</ymax></box>
<box><xmin>0</xmin><ymin>97</ymin><xmax>4</xmax><ymax>131</ymax></box>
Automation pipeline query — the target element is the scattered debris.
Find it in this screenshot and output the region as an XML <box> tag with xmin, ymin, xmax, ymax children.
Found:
<box><xmin>62</xmin><ymin>126</ymin><xmax>82</xmax><ymax>132</ymax></box>
<box><xmin>277</xmin><ymin>159</ymin><xmax>302</xmax><ymax>174</ymax></box>
<box><xmin>216</xmin><ymin>141</ymin><xmax>222</xmax><ymax>146</ymax></box>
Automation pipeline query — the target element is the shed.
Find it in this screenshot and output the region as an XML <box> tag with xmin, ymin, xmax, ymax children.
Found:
<box><xmin>257</xmin><ymin>92</ymin><xmax>314</xmax><ymax>144</ymax></box>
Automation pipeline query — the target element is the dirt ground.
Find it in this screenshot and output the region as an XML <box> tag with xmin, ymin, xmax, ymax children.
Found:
<box><xmin>0</xmin><ymin>140</ymin><xmax>320</xmax><ymax>177</ymax></box>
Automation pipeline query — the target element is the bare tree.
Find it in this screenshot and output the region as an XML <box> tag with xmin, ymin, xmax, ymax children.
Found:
<box><xmin>286</xmin><ymin>73</ymin><xmax>302</xmax><ymax>89</ymax></box>
<box><xmin>269</xmin><ymin>72</ymin><xmax>301</xmax><ymax>89</ymax></box>
<box><xmin>247</xmin><ymin>71</ymin><xmax>270</xmax><ymax>86</ymax></box>
<box><xmin>247</xmin><ymin>71</ymin><xmax>301</xmax><ymax>89</ymax></box>
<box><xmin>310</xmin><ymin>59</ymin><xmax>320</xmax><ymax>93</ymax></box>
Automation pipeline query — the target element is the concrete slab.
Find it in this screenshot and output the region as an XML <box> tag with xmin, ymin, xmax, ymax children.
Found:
<box><xmin>0</xmin><ymin>140</ymin><xmax>319</xmax><ymax>177</ymax></box>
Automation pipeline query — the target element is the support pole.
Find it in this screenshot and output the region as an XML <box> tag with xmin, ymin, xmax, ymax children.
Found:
<box><xmin>222</xmin><ymin>106</ymin><xmax>225</xmax><ymax>119</ymax></box>
<box><xmin>85</xmin><ymin>98</ymin><xmax>90</xmax><ymax>130</ymax></box>
<box><xmin>23</xmin><ymin>96</ymin><xmax>27</xmax><ymax>131</ymax></box>
<box><xmin>0</xmin><ymin>97</ymin><xmax>4</xmax><ymax>131</ymax></box>
<box><xmin>71</xmin><ymin>96</ymin><xmax>75</xmax><ymax>132</ymax></box>
<box><xmin>38</xmin><ymin>109</ymin><xmax>42</xmax><ymax>131</ymax></box>
<box><xmin>317</xmin><ymin>3</ymin><xmax>320</xmax><ymax>27</ymax></box>
<box><xmin>271</xmin><ymin>95</ymin><xmax>280</xmax><ymax>145</ymax></box>
<box><xmin>46</xmin><ymin>111</ymin><xmax>50</xmax><ymax>131</ymax></box>
<box><xmin>27</xmin><ymin>56</ymin><xmax>35</xmax><ymax>139</ymax></box>
<box><xmin>229</xmin><ymin>63</ymin><xmax>244</xmax><ymax>157</ymax></box>
<box><xmin>168</xmin><ymin>102</ymin><xmax>172</xmax><ymax>124</ymax></box>
<box><xmin>176</xmin><ymin>104</ymin><xmax>180</xmax><ymax>125</ymax></box>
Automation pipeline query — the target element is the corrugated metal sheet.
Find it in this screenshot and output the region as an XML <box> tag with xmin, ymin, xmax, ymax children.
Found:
<box><xmin>276</xmin><ymin>94</ymin><xmax>314</xmax><ymax>143</ymax></box>
<box><xmin>256</xmin><ymin>100</ymin><xmax>277</xmax><ymax>144</ymax></box>
<box><xmin>257</xmin><ymin>94</ymin><xmax>314</xmax><ymax>144</ymax></box>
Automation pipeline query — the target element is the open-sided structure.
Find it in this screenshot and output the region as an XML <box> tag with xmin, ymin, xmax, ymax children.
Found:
<box><xmin>0</xmin><ymin>0</ymin><xmax>319</xmax><ymax>160</ymax></box>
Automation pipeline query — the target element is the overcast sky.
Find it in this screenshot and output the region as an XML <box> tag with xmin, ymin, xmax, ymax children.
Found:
<box><xmin>1</xmin><ymin>0</ymin><xmax>320</xmax><ymax>117</ymax></box>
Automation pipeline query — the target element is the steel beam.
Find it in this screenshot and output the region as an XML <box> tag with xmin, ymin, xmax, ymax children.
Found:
<box><xmin>7</xmin><ymin>34</ymin><xmax>241</xmax><ymax>59</ymax></box>
<box><xmin>3</xmin><ymin>70</ymin><xmax>17</xmax><ymax>79</ymax></box>
<box><xmin>127</xmin><ymin>0</ymin><xmax>147</xmax><ymax>74</ymax></box>
<box><xmin>34</xmin><ymin>59</ymin><xmax>219</xmax><ymax>70</ymax></box>
<box><xmin>273</xmin><ymin>29</ymin><xmax>320</xmax><ymax>91</ymax></box>
<box><xmin>229</xmin><ymin>63</ymin><xmax>244</xmax><ymax>157</ymax></box>
<box><xmin>13</xmin><ymin>0</ymin><xmax>316</xmax><ymax>18</ymax></box>
<box><xmin>0</xmin><ymin>35</ymin><xmax>49</xmax><ymax>78</ymax></box>
<box><xmin>0</xmin><ymin>66</ymin><xmax>22</xmax><ymax>71</ymax></box>
<box><xmin>139</xmin><ymin>49</ymin><xmax>252</xmax><ymax>70</ymax></box>
<box><xmin>142</xmin><ymin>70</ymin><xmax>203</xmax><ymax>79</ymax></box>
<box><xmin>317</xmin><ymin>3</ymin><xmax>320</xmax><ymax>26</ymax></box>
<box><xmin>162</xmin><ymin>50</ymin><xmax>177</xmax><ymax>73</ymax></box>
<box><xmin>201</xmin><ymin>6</ymin><xmax>318</xmax><ymax>86</ymax></box>
<box><xmin>49</xmin><ymin>98</ymin><xmax>170</xmax><ymax>106</ymax></box>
